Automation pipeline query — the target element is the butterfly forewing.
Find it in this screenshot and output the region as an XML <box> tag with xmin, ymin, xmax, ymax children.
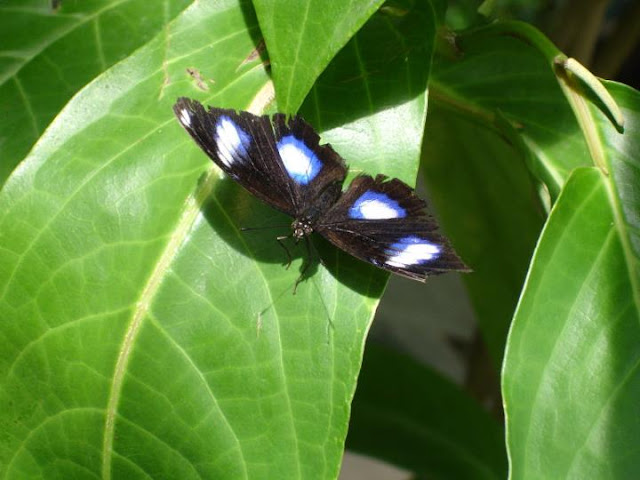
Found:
<box><xmin>174</xmin><ymin>98</ymin><xmax>347</xmax><ymax>219</ymax></box>
<box><xmin>270</xmin><ymin>114</ymin><xmax>347</xmax><ymax>217</ymax></box>
<box><xmin>174</xmin><ymin>98</ymin><xmax>298</xmax><ymax>215</ymax></box>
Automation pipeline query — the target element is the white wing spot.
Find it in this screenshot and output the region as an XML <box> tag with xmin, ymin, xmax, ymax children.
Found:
<box><xmin>215</xmin><ymin>116</ymin><xmax>249</xmax><ymax>167</ymax></box>
<box><xmin>277</xmin><ymin>136</ymin><xmax>322</xmax><ymax>184</ymax></box>
<box><xmin>349</xmin><ymin>191</ymin><xmax>406</xmax><ymax>219</ymax></box>
<box><xmin>359</xmin><ymin>199</ymin><xmax>400</xmax><ymax>219</ymax></box>
<box><xmin>386</xmin><ymin>239</ymin><xmax>440</xmax><ymax>268</ymax></box>
<box><xmin>357</xmin><ymin>200</ymin><xmax>403</xmax><ymax>219</ymax></box>
<box><xmin>280</xmin><ymin>143</ymin><xmax>311</xmax><ymax>175</ymax></box>
<box><xmin>179</xmin><ymin>108</ymin><xmax>192</xmax><ymax>127</ymax></box>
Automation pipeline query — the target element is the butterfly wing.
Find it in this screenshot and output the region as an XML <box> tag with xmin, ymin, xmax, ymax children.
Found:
<box><xmin>316</xmin><ymin>175</ymin><xmax>468</xmax><ymax>280</ymax></box>
<box><xmin>174</xmin><ymin>98</ymin><xmax>347</xmax><ymax>217</ymax></box>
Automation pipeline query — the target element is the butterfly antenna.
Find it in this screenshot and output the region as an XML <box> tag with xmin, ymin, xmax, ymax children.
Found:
<box><xmin>295</xmin><ymin>240</ymin><xmax>336</xmax><ymax>333</ymax></box>
<box><xmin>254</xmin><ymin>280</ymin><xmax>300</xmax><ymax>335</ymax></box>
<box><xmin>310</xmin><ymin>276</ymin><xmax>336</xmax><ymax>336</ymax></box>
<box><xmin>240</xmin><ymin>225</ymin><xmax>290</xmax><ymax>232</ymax></box>
<box><xmin>307</xmin><ymin>240</ymin><xmax>336</xmax><ymax>334</ymax></box>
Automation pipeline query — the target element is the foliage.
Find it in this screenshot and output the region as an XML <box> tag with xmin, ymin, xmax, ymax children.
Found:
<box><xmin>0</xmin><ymin>0</ymin><xmax>638</xmax><ymax>478</ymax></box>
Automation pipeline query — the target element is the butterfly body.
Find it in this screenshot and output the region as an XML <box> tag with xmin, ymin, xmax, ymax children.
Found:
<box><xmin>173</xmin><ymin>97</ymin><xmax>468</xmax><ymax>282</ymax></box>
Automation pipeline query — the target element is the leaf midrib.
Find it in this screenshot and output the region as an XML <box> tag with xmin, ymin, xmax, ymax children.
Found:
<box><xmin>101</xmin><ymin>170</ymin><xmax>229</xmax><ymax>479</ymax></box>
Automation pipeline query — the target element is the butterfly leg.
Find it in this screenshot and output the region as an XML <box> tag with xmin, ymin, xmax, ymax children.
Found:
<box><xmin>276</xmin><ymin>235</ymin><xmax>293</xmax><ymax>269</ymax></box>
<box><xmin>307</xmin><ymin>237</ymin><xmax>327</xmax><ymax>270</ymax></box>
<box><xmin>293</xmin><ymin>236</ymin><xmax>317</xmax><ymax>294</ymax></box>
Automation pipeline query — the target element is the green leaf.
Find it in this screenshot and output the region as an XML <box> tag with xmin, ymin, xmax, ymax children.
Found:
<box><xmin>503</xmin><ymin>80</ymin><xmax>640</xmax><ymax>479</ymax></box>
<box><xmin>0</xmin><ymin>0</ymin><xmax>439</xmax><ymax>478</ymax></box>
<box><xmin>431</xmin><ymin>21</ymin><xmax>588</xmax><ymax>198</ymax></box>
<box><xmin>425</xmin><ymin>21</ymin><xmax>640</xmax><ymax>476</ymax></box>
<box><xmin>346</xmin><ymin>344</ymin><xmax>507</xmax><ymax>479</ymax></box>
<box><xmin>502</xmin><ymin>170</ymin><xmax>635</xmax><ymax>477</ymax></box>
<box><xmin>300</xmin><ymin>0</ymin><xmax>441</xmax><ymax>185</ymax></box>
<box><xmin>426</xmin><ymin>21</ymin><xmax>569</xmax><ymax>366</ymax></box>
<box><xmin>422</xmin><ymin>100</ymin><xmax>545</xmax><ymax>366</ymax></box>
<box><xmin>0</xmin><ymin>0</ymin><xmax>193</xmax><ymax>185</ymax></box>
<box><xmin>252</xmin><ymin>0</ymin><xmax>386</xmax><ymax>114</ymax></box>
<box><xmin>603</xmin><ymin>82</ymin><xmax>640</xmax><ymax>274</ymax></box>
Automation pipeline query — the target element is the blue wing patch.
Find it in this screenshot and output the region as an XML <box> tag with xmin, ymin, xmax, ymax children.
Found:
<box><xmin>276</xmin><ymin>135</ymin><xmax>322</xmax><ymax>185</ymax></box>
<box><xmin>385</xmin><ymin>236</ymin><xmax>440</xmax><ymax>268</ymax></box>
<box><xmin>215</xmin><ymin>116</ymin><xmax>251</xmax><ymax>167</ymax></box>
<box><xmin>349</xmin><ymin>191</ymin><xmax>407</xmax><ymax>219</ymax></box>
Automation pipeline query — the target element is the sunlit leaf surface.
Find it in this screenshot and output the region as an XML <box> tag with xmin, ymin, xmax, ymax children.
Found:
<box><xmin>0</xmin><ymin>0</ymin><xmax>437</xmax><ymax>478</ymax></box>
<box><xmin>0</xmin><ymin>0</ymin><xmax>193</xmax><ymax>184</ymax></box>
<box><xmin>253</xmin><ymin>0</ymin><xmax>386</xmax><ymax>113</ymax></box>
<box><xmin>503</xmin><ymin>81</ymin><xmax>640</xmax><ymax>478</ymax></box>
<box><xmin>426</xmin><ymin>22</ymin><xmax>639</xmax><ymax>478</ymax></box>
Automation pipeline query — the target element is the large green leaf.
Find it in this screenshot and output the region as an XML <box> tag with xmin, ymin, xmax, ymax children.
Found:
<box><xmin>431</xmin><ymin>21</ymin><xmax>589</xmax><ymax>198</ymax></box>
<box><xmin>0</xmin><ymin>0</ymin><xmax>193</xmax><ymax>185</ymax></box>
<box><xmin>424</xmin><ymin>21</ymin><xmax>568</xmax><ymax>366</ymax></box>
<box><xmin>300</xmin><ymin>0</ymin><xmax>442</xmax><ymax>185</ymax></box>
<box><xmin>426</xmin><ymin>20</ymin><xmax>637</xmax><ymax>363</ymax></box>
<box><xmin>0</xmin><ymin>0</ymin><xmax>440</xmax><ymax>478</ymax></box>
<box><xmin>252</xmin><ymin>0</ymin><xmax>386</xmax><ymax>114</ymax></box>
<box><xmin>424</xmin><ymin>20</ymin><xmax>639</xmax><ymax>476</ymax></box>
<box><xmin>503</xmin><ymin>82</ymin><xmax>640</xmax><ymax>478</ymax></box>
<box><xmin>346</xmin><ymin>343</ymin><xmax>507</xmax><ymax>479</ymax></box>
<box><xmin>422</xmin><ymin>101</ymin><xmax>544</xmax><ymax>365</ymax></box>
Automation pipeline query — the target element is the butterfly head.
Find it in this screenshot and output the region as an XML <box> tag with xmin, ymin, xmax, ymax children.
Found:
<box><xmin>292</xmin><ymin>218</ymin><xmax>313</xmax><ymax>241</ymax></box>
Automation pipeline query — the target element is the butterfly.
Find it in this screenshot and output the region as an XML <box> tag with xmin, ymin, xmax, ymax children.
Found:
<box><xmin>173</xmin><ymin>97</ymin><xmax>468</xmax><ymax>286</ymax></box>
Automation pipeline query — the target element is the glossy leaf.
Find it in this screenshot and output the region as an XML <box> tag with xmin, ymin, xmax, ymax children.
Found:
<box><xmin>425</xmin><ymin>21</ymin><xmax>639</xmax><ymax>479</ymax></box>
<box><xmin>0</xmin><ymin>0</ymin><xmax>193</xmax><ymax>184</ymax></box>
<box><xmin>300</xmin><ymin>0</ymin><xmax>443</xmax><ymax>185</ymax></box>
<box><xmin>604</xmin><ymin>82</ymin><xmax>640</xmax><ymax>270</ymax></box>
<box><xmin>0</xmin><ymin>0</ymin><xmax>438</xmax><ymax>478</ymax></box>
<box><xmin>425</xmin><ymin>21</ymin><xmax>568</xmax><ymax>366</ymax></box>
<box><xmin>503</xmin><ymin>83</ymin><xmax>640</xmax><ymax>479</ymax></box>
<box><xmin>431</xmin><ymin>21</ymin><xmax>588</xmax><ymax>198</ymax></box>
<box><xmin>252</xmin><ymin>0</ymin><xmax>386</xmax><ymax>114</ymax></box>
<box><xmin>346</xmin><ymin>344</ymin><xmax>507</xmax><ymax>479</ymax></box>
<box><xmin>422</xmin><ymin>101</ymin><xmax>544</xmax><ymax>366</ymax></box>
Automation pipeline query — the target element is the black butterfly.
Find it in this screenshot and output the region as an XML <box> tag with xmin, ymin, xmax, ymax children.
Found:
<box><xmin>173</xmin><ymin>97</ymin><xmax>468</xmax><ymax>285</ymax></box>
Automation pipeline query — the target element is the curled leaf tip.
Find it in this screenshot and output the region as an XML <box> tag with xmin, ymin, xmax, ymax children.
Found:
<box><xmin>556</xmin><ymin>57</ymin><xmax>625</xmax><ymax>133</ymax></box>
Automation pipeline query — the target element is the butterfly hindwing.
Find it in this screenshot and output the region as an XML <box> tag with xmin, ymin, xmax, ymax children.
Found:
<box><xmin>174</xmin><ymin>98</ymin><xmax>347</xmax><ymax>218</ymax></box>
<box><xmin>316</xmin><ymin>175</ymin><xmax>468</xmax><ymax>280</ymax></box>
<box><xmin>322</xmin><ymin>174</ymin><xmax>427</xmax><ymax>220</ymax></box>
